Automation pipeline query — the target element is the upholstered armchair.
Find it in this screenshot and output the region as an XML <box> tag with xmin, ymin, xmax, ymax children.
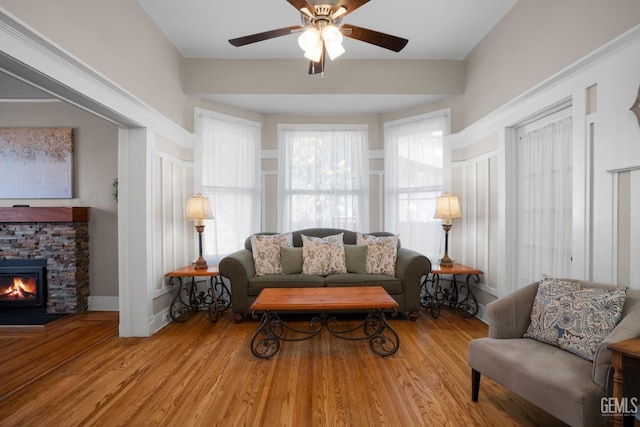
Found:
<box><xmin>468</xmin><ymin>279</ymin><xmax>640</xmax><ymax>427</ymax></box>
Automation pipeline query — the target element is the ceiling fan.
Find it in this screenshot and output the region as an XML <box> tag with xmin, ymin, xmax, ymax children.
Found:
<box><xmin>229</xmin><ymin>0</ymin><xmax>409</xmax><ymax>75</ymax></box>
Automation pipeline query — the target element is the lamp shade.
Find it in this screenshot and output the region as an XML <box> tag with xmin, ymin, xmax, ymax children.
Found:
<box><xmin>434</xmin><ymin>193</ymin><xmax>461</xmax><ymax>223</ymax></box>
<box><xmin>186</xmin><ymin>194</ymin><xmax>213</xmax><ymax>225</ymax></box>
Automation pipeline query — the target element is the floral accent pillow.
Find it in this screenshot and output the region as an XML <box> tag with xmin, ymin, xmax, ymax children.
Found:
<box><xmin>250</xmin><ymin>233</ymin><xmax>293</xmax><ymax>276</ymax></box>
<box><xmin>356</xmin><ymin>233</ymin><xmax>398</xmax><ymax>277</ymax></box>
<box><xmin>524</xmin><ymin>277</ymin><xmax>627</xmax><ymax>361</ymax></box>
<box><xmin>301</xmin><ymin>233</ymin><xmax>347</xmax><ymax>276</ymax></box>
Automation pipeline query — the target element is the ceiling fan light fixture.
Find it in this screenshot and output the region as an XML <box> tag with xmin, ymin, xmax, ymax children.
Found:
<box><xmin>229</xmin><ymin>1</ymin><xmax>408</xmax><ymax>75</ymax></box>
<box><xmin>331</xmin><ymin>6</ymin><xmax>347</xmax><ymax>20</ymax></box>
<box><xmin>303</xmin><ymin>39</ymin><xmax>323</xmax><ymax>62</ymax></box>
<box><xmin>298</xmin><ymin>27</ymin><xmax>321</xmax><ymax>52</ymax></box>
<box><xmin>321</xmin><ymin>24</ymin><xmax>344</xmax><ymax>60</ymax></box>
<box><xmin>321</xmin><ymin>24</ymin><xmax>342</xmax><ymax>45</ymax></box>
<box><xmin>325</xmin><ymin>41</ymin><xmax>345</xmax><ymax>60</ymax></box>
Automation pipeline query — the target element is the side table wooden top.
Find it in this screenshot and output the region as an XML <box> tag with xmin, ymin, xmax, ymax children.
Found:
<box><xmin>250</xmin><ymin>286</ymin><xmax>399</xmax><ymax>312</ymax></box>
<box><xmin>164</xmin><ymin>265</ymin><xmax>220</xmax><ymax>277</ymax></box>
<box><xmin>431</xmin><ymin>263</ymin><xmax>483</xmax><ymax>276</ymax></box>
<box><xmin>608</xmin><ymin>336</ymin><xmax>640</xmax><ymax>358</ymax></box>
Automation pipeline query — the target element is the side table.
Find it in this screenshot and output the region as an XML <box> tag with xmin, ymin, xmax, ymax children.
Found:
<box><xmin>420</xmin><ymin>262</ymin><xmax>482</xmax><ymax>318</ymax></box>
<box><xmin>165</xmin><ymin>265</ymin><xmax>231</xmax><ymax>323</ymax></box>
<box><xmin>608</xmin><ymin>337</ymin><xmax>640</xmax><ymax>427</ymax></box>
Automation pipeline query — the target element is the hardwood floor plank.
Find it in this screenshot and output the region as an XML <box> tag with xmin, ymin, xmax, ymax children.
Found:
<box><xmin>0</xmin><ymin>309</ymin><xmax>571</xmax><ymax>426</ymax></box>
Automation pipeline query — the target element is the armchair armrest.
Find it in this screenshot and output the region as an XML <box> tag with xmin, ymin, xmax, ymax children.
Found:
<box><xmin>395</xmin><ymin>248</ymin><xmax>431</xmax><ymax>311</ymax></box>
<box><xmin>219</xmin><ymin>249</ymin><xmax>255</xmax><ymax>319</ymax></box>
<box><xmin>593</xmin><ymin>292</ymin><xmax>640</xmax><ymax>390</ymax></box>
<box><xmin>487</xmin><ymin>281</ymin><xmax>539</xmax><ymax>339</ymax></box>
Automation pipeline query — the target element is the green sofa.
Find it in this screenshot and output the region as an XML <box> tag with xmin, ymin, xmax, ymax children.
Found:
<box><xmin>219</xmin><ymin>228</ymin><xmax>431</xmax><ymax>322</ymax></box>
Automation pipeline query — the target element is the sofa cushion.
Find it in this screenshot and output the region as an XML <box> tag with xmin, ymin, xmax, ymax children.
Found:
<box><xmin>301</xmin><ymin>233</ymin><xmax>347</xmax><ymax>276</ymax></box>
<box><xmin>344</xmin><ymin>245</ymin><xmax>368</xmax><ymax>274</ymax></box>
<box><xmin>524</xmin><ymin>277</ymin><xmax>627</xmax><ymax>361</ymax></box>
<box><xmin>248</xmin><ymin>274</ymin><xmax>325</xmax><ymax>296</ymax></box>
<box><xmin>280</xmin><ymin>247</ymin><xmax>303</xmax><ymax>274</ymax></box>
<box><xmin>324</xmin><ymin>274</ymin><xmax>403</xmax><ymax>295</ymax></box>
<box><xmin>250</xmin><ymin>233</ymin><xmax>293</xmax><ymax>275</ymax></box>
<box><xmin>356</xmin><ymin>233</ymin><xmax>398</xmax><ymax>277</ymax></box>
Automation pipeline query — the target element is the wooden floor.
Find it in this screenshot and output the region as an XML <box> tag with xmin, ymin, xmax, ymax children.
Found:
<box><xmin>0</xmin><ymin>308</ymin><xmax>569</xmax><ymax>427</ymax></box>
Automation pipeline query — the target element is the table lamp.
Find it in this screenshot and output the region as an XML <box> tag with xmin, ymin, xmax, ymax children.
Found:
<box><xmin>434</xmin><ymin>193</ymin><xmax>462</xmax><ymax>267</ymax></box>
<box><xmin>186</xmin><ymin>193</ymin><xmax>214</xmax><ymax>269</ymax></box>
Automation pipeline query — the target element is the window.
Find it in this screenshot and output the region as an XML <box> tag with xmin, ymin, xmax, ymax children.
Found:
<box><xmin>384</xmin><ymin>114</ymin><xmax>447</xmax><ymax>259</ymax></box>
<box><xmin>516</xmin><ymin>113</ymin><xmax>573</xmax><ymax>285</ymax></box>
<box><xmin>278</xmin><ymin>124</ymin><xmax>369</xmax><ymax>232</ymax></box>
<box><xmin>196</xmin><ymin>110</ymin><xmax>261</xmax><ymax>263</ymax></box>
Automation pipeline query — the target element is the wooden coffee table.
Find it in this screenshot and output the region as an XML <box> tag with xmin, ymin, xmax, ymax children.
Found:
<box><xmin>249</xmin><ymin>286</ymin><xmax>400</xmax><ymax>359</ymax></box>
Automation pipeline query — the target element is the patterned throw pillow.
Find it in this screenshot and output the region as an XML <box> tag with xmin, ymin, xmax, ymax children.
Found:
<box><xmin>524</xmin><ymin>277</ymin><xmax>627</xmax><ymax>361</ymax></box>
<box><xmin>301</xmin><ymin>233</ymin><xmax>347</xmax><ymax>276</ymax></box>
<box><xmin>250</xmin><ymin>233</ymin><xmax>293</xmax><ymax>275</ymax></box>
<box><xmin>356</xmin><ymin>233</ymin><xmax>398</xmax><ymax>277</ymax></box>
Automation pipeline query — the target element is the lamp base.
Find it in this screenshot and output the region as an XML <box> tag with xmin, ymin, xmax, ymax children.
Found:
<box><xmin>439</xmin><ymin>254</ymin><xmax>454</xmax><ymax>268</ymax></box>
<box><xmin>440</xmin><ymin>223</ymin><xmax>454</xmax><ymax>267</ymax></box>
<box><xmin>193</xmin><ymin>224</ymin><xmax>208</xmax><ymax>269</ymax></box>
<box><xmin>194</xmin><ymin>255</ymin><xmax>208</xmax><ymax>269</ymax></box>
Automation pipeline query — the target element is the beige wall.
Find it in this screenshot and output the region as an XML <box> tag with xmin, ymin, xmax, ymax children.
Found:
<box><xmin>464</xmin><ymin>0</ymin><xmax>640</xmax><ymax>127</ymax></box>
<box><xmin>183</xmin><ymin>58</ymin><xmax>465</xmax><ymax>98</ymax></box>
<box><xmin>0</xmin><ymin>0</ymin><xmax>190</xmax><ymax>128</ymax></box>
<box><xmin>0</xmin><ymin>101</ymin><xmax>119</xmax><ymax>299</ymax></box>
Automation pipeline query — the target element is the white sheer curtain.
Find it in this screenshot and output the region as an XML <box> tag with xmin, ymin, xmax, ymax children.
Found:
<box><xmin>278</xmin><ymin>124</ymin><xmax>369</xmax><ymax>232</ymax></box>
<box><xmin>384</xmin><ymin>114</ymin><xmax>446</xmax><ymax>260</ymax></box>
<box><xmin>516</xmin><ymin>115</ymin><xmax>573</xmax><ymax>285</ymax></box>
<box><xmin>198</xmin><ymin>112</ymin><xmax>261</xmax><ymax>263</ymax></box>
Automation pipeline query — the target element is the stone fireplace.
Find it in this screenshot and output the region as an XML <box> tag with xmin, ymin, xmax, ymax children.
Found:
<box><xmin>0</xmin><ymin>207</ymin><xmax>90</xmax><ymax>314</ymax></box>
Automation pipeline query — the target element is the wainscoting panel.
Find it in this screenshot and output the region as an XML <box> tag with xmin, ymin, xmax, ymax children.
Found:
<box><xmin>452</xmin><ymin>150</ymin><xmax>499</xmax><ymax>297</ymax></box>
<box><xmin>613</xmin><ymin>167</ymin><xmax>640</xmax><ymax>289</ymax></box>
<box><xmin>152</xmin><ymin>151</ymin><xmax>193</xmax><ymax>298</ymax></box>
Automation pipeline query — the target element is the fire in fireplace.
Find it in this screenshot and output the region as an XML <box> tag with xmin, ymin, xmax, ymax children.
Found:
<box><xmin>0</xmin><ymin>259</ymin><xmax>46</xmax><ymax>308</ymax></box>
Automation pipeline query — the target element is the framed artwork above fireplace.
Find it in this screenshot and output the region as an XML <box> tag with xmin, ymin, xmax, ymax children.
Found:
<box><xmin>0</xmin><ymin>127</ymin><xmax>74</xmax><ymax>199</ymax></box>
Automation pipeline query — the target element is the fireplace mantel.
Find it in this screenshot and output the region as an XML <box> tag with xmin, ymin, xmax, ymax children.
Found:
<box><xmin>0</xmin><ymin>207</ymin><xmax>90</xmax><ymax>223</ymax></box>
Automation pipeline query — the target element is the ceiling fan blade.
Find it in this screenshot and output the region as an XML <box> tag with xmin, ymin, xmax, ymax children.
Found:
<box><xmin>229</xmin><ymin>25</ymin><xmax>303</xmax><ymax>47</ymax></box>
<box><xmin>332</xmin><ymin>0</ymin><xmax>371</xmax><ymax>17</ymax></box>
<box><xmin>308</xmin><ymin>46</ymin><xmax>326</xmax><ymax>75</ymax></box>
<box><xmin>286</xmin><ymin>0</ymin><xmax>317</xmax><ymax>17</ymax></box>
<box><xmin>341</xmin><ymin>24</ymin><xmax>408</xmax><ymax>52</ymax></box>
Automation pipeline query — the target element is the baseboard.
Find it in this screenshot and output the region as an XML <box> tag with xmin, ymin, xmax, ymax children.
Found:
<box><xmin>149</xmin><ymin>308</ymin><xmax>171</xmax><ymax>334</ymax></box>
<box><xmin>88</xmin><ymin>296</ymin><xmax>119</xmax><ymax>311</ymax></box>
<box><xmin>476</xmin><ymin>304</ymin><xmax>489</xmax><ymax>325</ymax></box>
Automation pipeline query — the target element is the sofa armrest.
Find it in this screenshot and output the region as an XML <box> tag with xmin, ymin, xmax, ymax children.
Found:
<box><xmin>395</xmin><ymin>248</ymin><xmax>431</xmax><ymax>309</ymax></box>
<box><xmin>219</xmin><ymin>249</ymin><xmax>255</xmax><ymax>318</ymax></box>
<box><xmin>487</xmin><ymin>281</ymin><xmax>539</xmax><ymax>339</ymax></box>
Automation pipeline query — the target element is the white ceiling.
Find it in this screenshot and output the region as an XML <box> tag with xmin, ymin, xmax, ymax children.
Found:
<box><xmin>1</xmin><ymin>1</ymin><xmax>518</xmax><ymax>116</ymax></box>
<box><xmin>137</xmin><ymin>0</ymin><xmax>517</xmax><ymax>60</ymax></box>
<box><xmin>135</xmin><ymin>0</ymin><xmax>517</xmax><ymax>115</ymax></box>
